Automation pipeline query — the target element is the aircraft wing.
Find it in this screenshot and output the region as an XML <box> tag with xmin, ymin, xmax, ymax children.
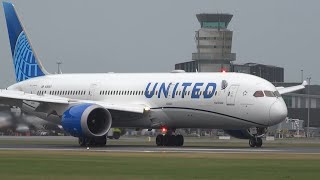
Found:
<box><xmin>277</xmin><ymin>81</ymin><xmax>308</xmax><ymax>95</ymax></box>
<box><xmin>0</xmin><ymin>89</ymin><xmax>69</xmax><ymax>105</ymax></box>
<box><xmin>0</xmin><ymin>89</ymin><xmax>145</xmax><ymax>115</ymax></box>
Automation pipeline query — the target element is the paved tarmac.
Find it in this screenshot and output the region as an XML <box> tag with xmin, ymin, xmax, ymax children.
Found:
<box><xmin>0</xmin><ymin>136</ymin><xmax>320</xmax><ymax>154</ymax></box>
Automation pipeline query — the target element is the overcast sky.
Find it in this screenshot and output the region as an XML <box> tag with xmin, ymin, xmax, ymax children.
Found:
<box><xmin>0</xmin><ymin>0</ymin><xmax>319</xmax><ymax>87</ymax></box>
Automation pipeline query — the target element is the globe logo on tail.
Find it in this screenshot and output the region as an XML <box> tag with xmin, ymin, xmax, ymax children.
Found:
<box><xmin>13</xmin><ymin>32</ymin><xmax>45</xmax><ymax>82</ymax></box>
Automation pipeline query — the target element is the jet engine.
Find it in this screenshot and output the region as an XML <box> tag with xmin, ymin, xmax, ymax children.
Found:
<box><xmin>61</xmin><ymin>104</ymin><xmax>112</xmax><ymax>137</ymax></box>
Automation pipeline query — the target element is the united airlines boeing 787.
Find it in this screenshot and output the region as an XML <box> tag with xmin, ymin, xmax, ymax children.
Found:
<box><xmin>0</xmin><ymin>2</ymin><xmax>306</xmax><ymax>147</ymax></box>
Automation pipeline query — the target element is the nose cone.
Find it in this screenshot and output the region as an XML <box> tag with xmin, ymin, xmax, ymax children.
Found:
<box><xmin>269</xmin><ymin>100</ymin><xmax>288</xmax><ymax>126</ymax></box>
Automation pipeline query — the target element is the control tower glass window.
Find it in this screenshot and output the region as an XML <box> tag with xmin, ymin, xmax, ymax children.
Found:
<box><xmin>202</xmin><ymin>22</ymin><xmax>226</xmax><ymax>28</ymax></box>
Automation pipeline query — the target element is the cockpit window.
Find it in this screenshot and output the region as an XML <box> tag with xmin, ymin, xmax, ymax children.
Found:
<box><xmin>253</xmin><ymin>91</ymin><xmax>264</xmax><ymax>97</ymax></box>
<box><xmin>274</xmin><ymin>91</ymin><xmax>281</xmax><ymax>97</ymax></box>
<box><xmin>264</xmin><ymin>91</ymin><xmax>276</xmax><ymax>97</ymax></box>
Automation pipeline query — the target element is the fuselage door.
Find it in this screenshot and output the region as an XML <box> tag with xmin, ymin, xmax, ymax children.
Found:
<box><xmin>226</xmin><ymin>85</ymin><xmax>239</xmax><ymax>106</ymax></box>
<box><xmin>88</xmin><ymin>82</ymin><xmax>99</xmax><ymax>100</ymax></box>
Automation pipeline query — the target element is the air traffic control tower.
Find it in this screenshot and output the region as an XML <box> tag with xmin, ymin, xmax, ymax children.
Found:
<box><xmin>175</xmin><ymin>13</ymin><xmax>236</xmax><ymax>72</ymax></box>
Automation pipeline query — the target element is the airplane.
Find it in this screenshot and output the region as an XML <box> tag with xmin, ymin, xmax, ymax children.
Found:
<box><xmin>0</xmin><ymin>2</ymin><xmax>306</xmax><ymax>147</ymax></box>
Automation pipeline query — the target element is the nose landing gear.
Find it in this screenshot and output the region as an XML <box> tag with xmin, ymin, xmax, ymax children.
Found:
<box><xmin>249</xmin><ymin>137</ymin><xmax>263</xmax><ymax>148</ymax></box>
<box><xmin>247</xmin><ymin>127</ymin><xmax>267</xmax><ymax>148</ymax></box>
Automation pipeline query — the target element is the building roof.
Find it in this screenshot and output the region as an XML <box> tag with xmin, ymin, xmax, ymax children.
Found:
<box><xmin>243</xmin><ymin>63</ymin><xmax>283</xmax><ymax>69</ymax></box>
<box><xmin>196</xmin><ymin>13</ymin><xmax>233</xmax><ymax>27</ymax></box>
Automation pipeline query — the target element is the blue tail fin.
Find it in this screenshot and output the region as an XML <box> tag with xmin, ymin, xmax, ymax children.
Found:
<box><xmin>3</xmin><ymin>2</ymin><xmax>48</xmax><ymax>82</ymax></box>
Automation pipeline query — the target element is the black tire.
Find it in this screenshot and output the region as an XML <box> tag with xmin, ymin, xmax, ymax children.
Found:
<box><xmin>255</xmin><ymin>138</ymin><xmax>263</xmax><ymax>148</ymax></box>
<box><xmin>169</xmin><ymin>135</ymin><xmax>176</xmax><ymax>146</ymax></box>
<box><xmin>249</xmin><ymin>138</ymin><xmax>256</xmax><ymax>148</ymax></box>
<box><xmin>156</xmin><ymin>134</ymin><xmax>163</xmax><ymax>146</ymax></box>
<box><xmin>113</xmin><ymin>132</ymin><xmax>121</xmax><ymax>140</ymax></box>
<box><xmin>176</xmin><ymin>135</ymin><xmax>184</xmax><ymax>146</ymax></box>
<box><xmin>95</xmin><ymin>136</ymin><xmax>107</xmax><ymax>147</ymax></box>
<box><xmin>163</xmin><ymin>134</ymin><xmax>169</xmax><ymax>146</ymax></box>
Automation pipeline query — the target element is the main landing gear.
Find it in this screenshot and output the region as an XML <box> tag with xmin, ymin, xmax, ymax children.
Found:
<box><xmin>78</xmin><ymin>135</ymin><xmax>107</xmax><ymax>147</ymax></box>
<box><xmin>249</xmin><ymin>137</ymin><xmax>263</xmax><ymax>148</ymax></box>
<box><xmin>156</xmin><ymin>129</ymin><xmax>184</xmax><ymax>146</ymax></box>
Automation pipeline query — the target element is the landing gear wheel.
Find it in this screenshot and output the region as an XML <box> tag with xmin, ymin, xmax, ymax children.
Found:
<box><xmin>163</xmin><ymin>134</ymin><xmax>170</xmax><ymax>146</ymax></box>
<box><xmin>168</xmin><ymin>135</ymin><xmax>175</xmax><ymax>146</ymax></box>
<box><xmin>95</xmin><ymin>136</ymin><xmax>107</xmax><ymax>147</ymax></box>
<box><xmin>249</xmin><ymin>138</ymin><xmax>256</xmax><ymax>147</ymax></box>
<box><xmin>176</xmin><ymin>135</ymin><xmax>184</xmax><ymax>146</ymax></box>
<box><xmin>255</xmin><ymin>138</ymin><xmax>263</xmax><ymax>148</ymax></box>
<box><xmin>156</xmin><ymin>134</ymin><xmax>163</xmax><ymax>146</ymax></box>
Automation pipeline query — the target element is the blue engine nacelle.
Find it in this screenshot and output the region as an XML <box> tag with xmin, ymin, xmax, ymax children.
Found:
<box><xmin>61</xmin><ymin>104</ymin><xmax>112</xmax><ymax>137</ymax></box>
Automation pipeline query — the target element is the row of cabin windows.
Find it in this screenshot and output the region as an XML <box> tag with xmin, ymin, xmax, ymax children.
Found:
<box><xmin>37</xmin><ymin>89</ymin><xmax>217</xmax><ymax>97</ymax></box>
<box><xmin>100</xmin><ymin>90</ymin><xmax>144</xmax><ymax>96</ymax></box>
<box><xmin>99</xmin><ymin>90</ymin><xmax>216</xmax><ymax>96</ymax></box>
<box><xmin>37</xmin><ymin>90</ymin><xmax>87</xmax><ymax>96</ymax></box>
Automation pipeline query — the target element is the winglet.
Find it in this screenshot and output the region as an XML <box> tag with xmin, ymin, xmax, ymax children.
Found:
<box><xmin>302</xmin><ymin>80</ymin><xmax>308</xmax><ymax>86</ymax></box>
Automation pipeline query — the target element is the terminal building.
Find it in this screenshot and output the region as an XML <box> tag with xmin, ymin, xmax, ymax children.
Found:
<box><xmin>175</xmin><ymin>13</ymin><xmax>320</xmax><ymax>134</ymax></box>
<box><xmin>233</xmin><ymin>63</ymin><xmax>284</xmax><ymax>83</ymax></box>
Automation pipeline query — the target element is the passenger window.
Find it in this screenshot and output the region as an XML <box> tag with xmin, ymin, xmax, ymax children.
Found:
<box><xmin>264</xmin><ymin>91</ymin><xmax>275</xmax><ymax>97</ymax></box>
<box><xmin>253</xmin><ymin>91</ymin><xmax>264</xmax><ymax>97</ymax></box>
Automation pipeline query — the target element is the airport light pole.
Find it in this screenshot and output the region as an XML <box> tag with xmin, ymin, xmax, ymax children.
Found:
<box><xmin>57</xmin><ymin>61</ymin><xmax>62</xmax><ymax>74</ymax></box>
<box><xmin>307</xmin><ymin>77</ymin><xmax>311</xmax><ymax>137</ymax></box>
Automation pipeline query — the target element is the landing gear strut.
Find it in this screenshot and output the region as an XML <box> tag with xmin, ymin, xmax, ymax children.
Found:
<box><xmin>79</xmin><ymin>135</ymin><xmax>107</xmax><ymax>147</ymax></box>
<box><xmin>156</xmin><ymin>130</ymin><xmax>184</xmax><ymax>146</ymax></box>
<box><xmin>249</xmin><ymin>137</ymin><xmax>263</xmax><ymax>148</ymax></box>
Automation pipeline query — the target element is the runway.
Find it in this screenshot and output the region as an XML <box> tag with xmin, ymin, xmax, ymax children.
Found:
<box><xmin>0</xmin><ymin>136</ymin><xmax>320</xmax><ymax>154</ymax></box>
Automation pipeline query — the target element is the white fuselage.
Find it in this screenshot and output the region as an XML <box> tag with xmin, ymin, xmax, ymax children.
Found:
<box><xmin>7</xmin><ymin>72</ymin><xmax>287</xmax><ymax>130</ymax></box>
